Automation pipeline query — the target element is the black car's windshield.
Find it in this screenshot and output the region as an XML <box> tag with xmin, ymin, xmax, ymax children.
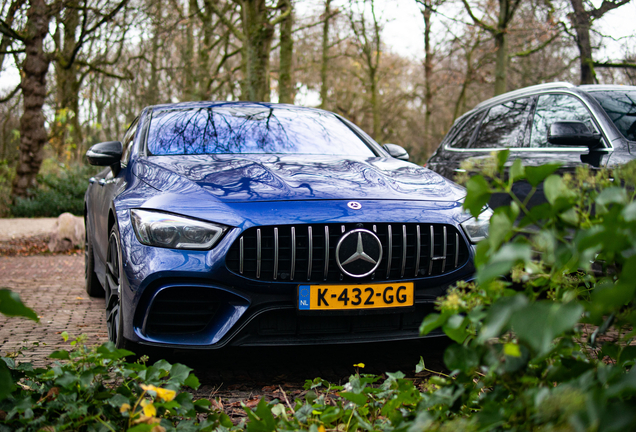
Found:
<box><xmin>590</xmin><ymin>90</ymin><xmax>636</xmax><ymax>141</ymax></box>
<box><xmin>147</xmin><ymin>105</ymin><xmax>377</xmax><ymax>156</ymax></box>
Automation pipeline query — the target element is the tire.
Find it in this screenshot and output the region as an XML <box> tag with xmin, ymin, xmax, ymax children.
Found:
<box><xmin>85</xmin><ymin>221</ymin><xmax>105</xmax><ymax>298</ymax></box>
<box><xmin>105</xmin><ymin>224</ymin><xmax>137</xmax><ymax>352</ymax></box>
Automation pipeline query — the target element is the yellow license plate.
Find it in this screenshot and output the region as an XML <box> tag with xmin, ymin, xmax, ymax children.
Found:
<box><xmin>297</xmin><ymin>283</ymin><xmax>414</xmax><ymax>310</ymax></box>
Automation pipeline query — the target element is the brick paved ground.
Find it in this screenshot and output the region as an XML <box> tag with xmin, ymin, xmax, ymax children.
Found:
<box><xmin>0</xmin><ymin>254</ymin><xmax>107</xmax><ymax>365</ymax></box>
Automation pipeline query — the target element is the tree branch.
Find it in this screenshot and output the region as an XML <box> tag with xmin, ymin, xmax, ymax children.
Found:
<box><xmin>461</xmin><ymin>0</ymin><xmax>497</xmax><ymax>34</ymax></box>
<box><xmin>0</xmin><ymin>17</ymin><xmax>23</xmax><ymax>42</ymax></box>
<box><xmin>590</xmin><ymin>0</ymin><xmax>631</xmax><ymax>20</ymax></box>
<box><xmin>208</xmin><ymin>1</ymin><xmax>244</xmax><ymax>41</ymax></box>
<box><xmin>511</xmin><ymin>29</ymin><xmax>561</xmax><ymax>58</ymax></box>
<box><xmin>594</xmin><ymin>61</ymin><xmax>636</xmax><ymax>70</ymax></box>
<box><xmin>0</xmin><ymin>84</ymin><xmax>20</xmax><ymax>103</ymax></box>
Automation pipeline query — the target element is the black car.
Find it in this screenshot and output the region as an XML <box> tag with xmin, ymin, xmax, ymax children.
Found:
<box><xmin>427</xmin><ymin>83</ymin><xmax>636</xmax><ymax>206</ymax></box>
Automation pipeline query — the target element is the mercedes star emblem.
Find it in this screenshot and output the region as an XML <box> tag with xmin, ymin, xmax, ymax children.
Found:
<box><xmin>336</xmin><ymin>228</ymin><xmax>383</xmax><ymax>277</ymax></box>
<box><xmin>347</xmin><ymin>201</ymin><xmax>362</xmax><ymax>210</ymax></box>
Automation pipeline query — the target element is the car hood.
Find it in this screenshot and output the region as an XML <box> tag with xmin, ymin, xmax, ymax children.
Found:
<box><xmin>133</xmin><ymin>154</ymin><xmax>465</xmax><ymax>203</ymax></box>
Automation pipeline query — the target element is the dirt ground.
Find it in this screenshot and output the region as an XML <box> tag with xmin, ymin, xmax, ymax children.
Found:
<box><xmin>0</xmin><ymin>226</ymin><xmax>446</xmax><ymax>422</ymax></box>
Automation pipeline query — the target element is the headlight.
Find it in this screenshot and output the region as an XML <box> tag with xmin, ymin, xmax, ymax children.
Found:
<box><xmin>460</xmin><ymin>208</ymin><xmax>492</xmax><ymax>243</ymax></box>
<box><xmin>130</xmin><ymin>209</ymin><xmax>228</xmax><ymax>250</ymax></box>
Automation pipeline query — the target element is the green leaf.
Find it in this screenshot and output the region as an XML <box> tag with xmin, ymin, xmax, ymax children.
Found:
<box><xmin>55</xmin><ymin>371</ymin><xmax>79</xmax><ymax>389</ymax></box>
<box><xmin>340</xmin><ymin>391</ymin><xmax>368</xmax><ymax>406</ymax></box>
<box><xmin>415</xmin><ymin>356</ymin><xmax>426</xmax><ymax>373</ymax></box>
<box><xmin>503</xmin><ymin>343</ymin><xmax>521</xmax><ymax>357</ymax></box>
<box><xmin>596</xmin><ymin>186</ymin><xmax>628</xmax><ymax>207</ymax></box>
<box><xmin>489</xmin><ymin>210</ymin><xmax>513</xmax><ymax>250</ymax></box>
<box><xmin>0</xmin><ymin>360</ymin><xmax>13</xmax><ymax>401</ymax></box>
<box><xmin>478</xmin><ymin>294</ymin><xmax>529</xmax><ymax>343</ymax></box>
<box><xmin>0</xmin><ymin>289</ymin><xmax>38</xmax><ymax>321</ymax></box>
<box><xmin>169</xmin><ymin>364</ymin><xmax>193</xmax><ymax>384</ymax></box>
<box><xmin>245</xmin><ymin>398</ymin><xmax>277</xmax><ymax>432</ymax></box>
<box><xmin>464</xmin><ymin>175</ymin><xmax>492</xmax><ymax>218</ymax></box>
<box><xmin>544</xmin><ymin>174</ymin><xmax>576</xmax><ymax>206</ymax></box>
<box><xmin>184</xmin><ymin>373</ymin><xmax>200</xmax><ymax>390</ymax></box>
<box><xmin>49</xmin><ymin>350</ymin><xmax>71</xmax><ymax>360</ymax></box>
<box><xmin>510</xmin><ymin>301</ymin><xmax>583</xmax><ymax>356</ymax></box>
<box><xmin>419</xmin><ymin>312</ymin><xmax>449</xmax><ymax>336</ymax></box>
<box><xmin>476</xmin><ymin>243</ymin><xmax>532</xmax><ymax>285</ymax></box>
<box><xmin>509</xmin><ymin>158</ymin><xmax>525</xmax><ymax>182</ymax></box>
<box><xmin>294</xmin><ymin>403</ymin><xmax>313</xmax><ymax>423</ymax></box>
<box><xmin>525</xmin><ymin>164</ymin><xmax>561</xmax><ymax>187</ymax></box>
<box><xmin>496</xmin><ymin>149</ymin><xmax>510</xmax><ymax>172</ymax></box>
<box><xmin>444</xmin><ymin>344</ymin><xmax>479</xmax><ymax>372</ymax></box>
<box><xmin>442</xmin><ymin>314</ymin><xmax>469</xmax><ymax>343</ymax></box>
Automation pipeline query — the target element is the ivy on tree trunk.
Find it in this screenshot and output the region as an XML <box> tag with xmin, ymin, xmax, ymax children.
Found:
<box><xmin>12</xmin><ymin>0</ymin><xmax>50</xmax><ymax>199</ymax></box>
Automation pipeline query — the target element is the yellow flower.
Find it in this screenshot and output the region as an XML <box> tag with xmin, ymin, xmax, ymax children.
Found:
<box><xmin>353</xmin><ymin>363</ymin><xmax>365</xmax><ymax>368</ymax></box>
<box><xmin>141</xmin><ymin>399</ymin><xmax>157</xmax><ymax>417</ymax></box>
<box><xmin>318</xmin><ymin>425</ymin><xmax>326</xmax><ymax>432</ymax></box>
<box><xmin>141</xmin><ymin>384</ymin><xmax>177</xmax><ymax>402</ymax></box>
<box><xmin>120</xmin><ymin>403</ymin><xmax>131</xmax><ymax>413</ymax></box>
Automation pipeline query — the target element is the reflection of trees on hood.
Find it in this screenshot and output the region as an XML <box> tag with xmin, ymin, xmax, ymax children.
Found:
<box><xmin>147</xmin><ymin>105</ymin><xmax>373</xmax><ymax>157</ymax></box>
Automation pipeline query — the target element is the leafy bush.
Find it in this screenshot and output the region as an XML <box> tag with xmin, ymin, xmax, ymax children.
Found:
<box><xmin>1</xmin><ymin>334</ymin><xmax>228</xmax><ymax>432</ymax></box>
<box><xmin>10</xmin><ymin>163</ymin><xmax>100</xmax><ymax>217</ymax></box>
<box><xmin>0</xmin><ymin>161</ymin><xmax>14</xmax><ymax>218</ymax></box>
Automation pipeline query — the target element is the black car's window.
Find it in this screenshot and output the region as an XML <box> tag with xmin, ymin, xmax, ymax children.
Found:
<box><xmin>121</xmin><ymin>118</ymin><xmax>139</xmax><ymax>166</ymax></box>
<box><xmin>447</xmin><ymin>112</ymin><xmax>483</xmax><ymax>148</ymax></box>
<box><xmin>530</xmin><ymin>94</ymin><xmax>597</xmax><ymax>148</ymax></box>
<box><xmin>147</xmin><ymin>106</ymin><xmax>376</xmax><ymax>156</ymax></box>
<box><xmin>590</xmin><ymin>90</ymin><xmax>636</xmax><ymax>141</ymax></box>
<box><xmin>473</xmin><ymin>98</ymin><xmax>532</xmax><ymax>149</ymax></box>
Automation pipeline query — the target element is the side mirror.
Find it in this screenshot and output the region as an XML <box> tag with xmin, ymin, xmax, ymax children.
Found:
<box><xmin>383</xmin><ymin>143</ymin><xmax>410</xmax><ymax>161</ymax></box>
<box><xmin>547</xmin><ymin>121</ymin><xmax>602</xmax><ymax>148</ymax></box>
<box><xmin>86</xmin><ymin>141</ymin><xmax>123</xmax><ymax>176</ymax></box>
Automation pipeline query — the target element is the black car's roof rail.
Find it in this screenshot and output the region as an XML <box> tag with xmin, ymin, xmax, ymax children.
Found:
<box><xmin>474</xmin><ymin>82</ymin><xmax>576</xmax><ymax>110</ymax></box>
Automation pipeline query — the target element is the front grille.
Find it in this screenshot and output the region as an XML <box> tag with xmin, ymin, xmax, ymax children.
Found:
<box><xmin>226</xmin><ymin>223</ymin><xmax>469</xmax><ymax>283</ymax></box>
<box><xmin>145</xmin><ymin>287</ymin><xmax>222</xmax><ymax>335</ymax></box>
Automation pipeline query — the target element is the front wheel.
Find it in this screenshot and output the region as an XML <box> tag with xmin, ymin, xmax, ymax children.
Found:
<box><xmin>85</xmin><ymin>220</ymin><xmax>105</xmax><ymax>298</ymax></box>
<box><xmin>105</xmin><ymin>225</ymin><xmax>136</xmax><ymax>351</ymax></box>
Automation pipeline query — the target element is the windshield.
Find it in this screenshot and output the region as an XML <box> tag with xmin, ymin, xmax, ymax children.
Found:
<box><xmin>147</xmin><ymin>105</ymin><xmax>377</xmax><ymax>156</ymax></box>
<box><xmin>590</xmin><ymin>90</ymin><xmax>636</xmax><ymax>141</ymax></box>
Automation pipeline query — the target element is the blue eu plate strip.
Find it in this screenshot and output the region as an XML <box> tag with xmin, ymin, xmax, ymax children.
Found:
<box><xmin>298</xmin><ymin>285</ymin><xmax>310</xmax><ymax>310</ymax></box>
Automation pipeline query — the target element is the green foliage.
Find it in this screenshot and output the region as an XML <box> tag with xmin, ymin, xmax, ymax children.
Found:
<box><xmin>0</xmin><ymin>335</ymin><xmax>228</xmax><ymax>432</ymax></box>
<box><xmin>0</xmin><ymin>161</ymin><xmax>15</xmax><ymax>217</ymax></box>
<box><xmin>10</xmin><ymin>162</ymin><xmax>100</xmax><ymax>217</ymax></box>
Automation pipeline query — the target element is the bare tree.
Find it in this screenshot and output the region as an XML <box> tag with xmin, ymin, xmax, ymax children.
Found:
<box><xmin>568</xmin><ymin>0</ymin><xmax>633</xmax><ymax>84</ymax></box>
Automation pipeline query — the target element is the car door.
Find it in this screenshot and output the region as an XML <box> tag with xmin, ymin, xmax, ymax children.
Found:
<box><xmin>428</xmin><ymin>97</ymin><xmax>534</xmax><ymax>181</ymax></box>
<box><xmin>91</xmin><ymin>119</ymin><xmax>139</xmax><ymax>265</ymax></box>
<box><xmin>525</xmin><ymin>92</ymin><xmax>612</xmax><ymax>171</ymax></box>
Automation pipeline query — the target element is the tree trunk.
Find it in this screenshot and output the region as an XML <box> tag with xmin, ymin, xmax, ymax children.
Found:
<box><xmin>493</xmin><ymin>0</ymin><xmax>510</xmax><ymax>95</ymax></box>
<box><xmin>278</xmin><ymin>0</ymin><xmax>294</xmax><ymax>104</ymax></box>
<box><xmin>319</xmin><ymin>0</ymin><xmax>332</xmax><ymax>109</ymax></box>
<box><xmin>52</xmin><ymin>2</ymin><xmax>83</xmax><ymax>160</ymax></box>
<box><xmin>183</xmin><ymin>0</ymin><xmax>197</xmax><ymax>100</ymax></box>
<box><xmin>421</xmin><ymin>0</ymin><xmax>433</xmax><ymax>152</ymax></box>
<box><xmin>242</xmin><ymin>0</ymin><xmax>275</xmax><ymax>101</ymax></box>
<box><xmin>12</xmin><ymin>0</ymin><xmax>50</xmax><ymax>199</ymax></box>
<box><xmin>569</xmin><ymin>0</ymin><xmax>595</xmax><ymax>84</ymax></box>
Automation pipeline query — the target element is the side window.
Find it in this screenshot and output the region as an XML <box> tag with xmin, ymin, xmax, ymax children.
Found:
<box><xmin>530</xmin><ymin>94</ymin><xmax>597</xmax><ymax>148</ymax></box>
<box><xmin>473</xmin><ymin>98</ymin><xmax>532</xmax><ymax>149</ymax></box>
<box><xmin>448</xmin><ymin>111</ymin><xmax>484</xmax><ymax>148</ymax></box>
<box><xmin>121</xmin><ymin>118</ymin><xmax>139</xmax><ymax>166</ymax></box>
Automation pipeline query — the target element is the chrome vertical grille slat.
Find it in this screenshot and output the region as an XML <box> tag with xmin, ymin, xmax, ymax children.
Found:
<box><xmin>226</xmin><ymin>223</ymin><xmax>469</xmax><ymax>282</ymax></box>
<box><xmin>428</xmin><ymin>225</ymin><xmax>434</xmax><ymax>275</ymax></box>
<box><xmin>290</xmin><ymin>227</ymin><xmax>296</xmax><ymax>280</ymax></box>
<box><xmin>442</xmin><ymin>226</ymin><xmax>447</xmax><ymax>273</ymax></box>
<box><xmin>401</xmin><ymin>225</ymin><xmax>407</xmax><ymax>278</ymax></box>
<box><xmin>307</xmin><ymin>226</ymin><xmax>313</xmax><ymax>281</ymax></box>
<box><xmin>273</xmin><ymin>227</ymin><xmax>279</xmax><ymax>280</ymax></box>
<box><xmin>414</xmin><ymin>225</ymin><xmax>421</xmax><ymax>277</ymax></box>
<box><xmin>324</xmin><ymin>226</ymin><xmax>329</xmax><ymax>280</ymax></box>
<box><xmin>239</xmin><ymin>237</ymin><xmax>244</xmax><ymax>274</ymax></box>
<box><xmin>256</xmin><ymin>228</ymin><xmax>262</xmax><ymax>279</ymax></box>
<box><xmin>386</xmin><ymin>224</ymin><xmax>393</xmax><ymax>278</ymax></box>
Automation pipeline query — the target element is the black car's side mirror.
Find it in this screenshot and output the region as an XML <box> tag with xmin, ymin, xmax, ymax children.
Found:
<box><xmin>86</xmin><ymin>141</ymin><xmax>123</xmax><ymax>176</ymax></box>
<box><xmin>547</xmin><ymin>121</ymin><xmax>602</xmax><ymax>149</ymax></box>
<box><xmin>383</xmin><ymin>143</ymin><xmax>410</xmax><ymax>161</ymax></box>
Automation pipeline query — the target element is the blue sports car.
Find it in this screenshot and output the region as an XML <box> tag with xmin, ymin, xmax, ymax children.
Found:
<box><xmin>84</xmin><ymin>102</ymin><xmax>486</xmax><ymax>351</ymax></box>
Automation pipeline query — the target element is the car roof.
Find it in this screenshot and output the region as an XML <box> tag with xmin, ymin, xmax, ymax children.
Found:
<box><xmin>473</xmin><ymin>82</ymin><xmax>576</xmax><ymax>110</ymax></box>
<box><xmin>146</xmin><ymin>101</ymin><xmax>321</xmax><ymax>113</ymax></box>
